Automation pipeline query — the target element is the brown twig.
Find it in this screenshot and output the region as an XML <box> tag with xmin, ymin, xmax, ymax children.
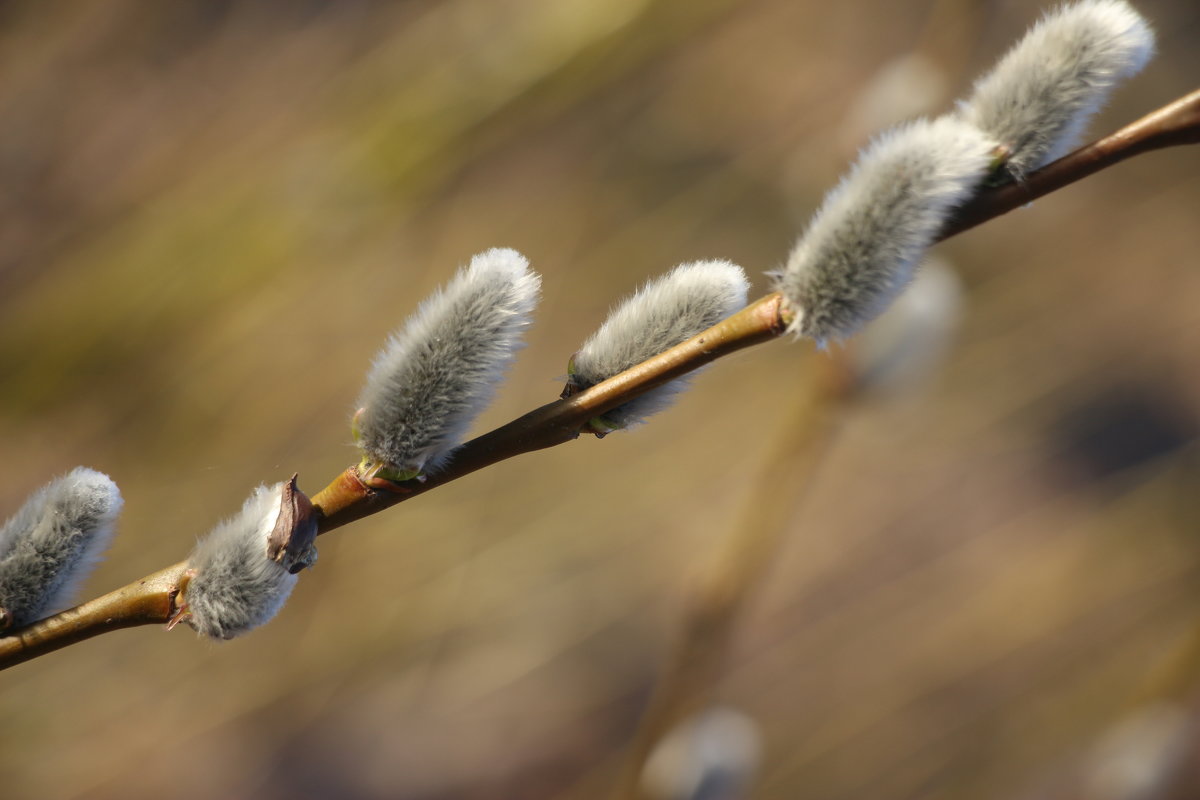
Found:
<box><xmin>1</xmin><ymin>88</ymin><xmax>1197</xmax><ymax>672</ymax></box>
<box><xmin>0</xmin><ymin>564</ymin><xmax>190</xmax><ymax>668</ymax></box>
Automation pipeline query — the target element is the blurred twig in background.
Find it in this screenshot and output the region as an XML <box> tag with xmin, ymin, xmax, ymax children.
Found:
<box><xmin>613</xmin><ymin>351</ymin><xmax>847</xmax><ymax>800</ymax></box>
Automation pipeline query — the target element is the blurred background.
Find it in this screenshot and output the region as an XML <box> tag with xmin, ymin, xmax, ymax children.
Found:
<box><xmin>0</xmin><ymin>0</ymin><xmax>1198</xmax><ymax>798</ymax></box>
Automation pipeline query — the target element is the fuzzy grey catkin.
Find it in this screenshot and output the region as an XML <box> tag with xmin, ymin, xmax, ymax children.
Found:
<box><xmin>0</xmin><ymin>467</ymin><xmax>122</xmax><ymax>628</ymax></box>
<box><xmin>957</xmin><ymin>0</ymin><xmax>1154</xmax><ymax>177</ymax></box>
<box><xmin>184</xmin><ymin>481</ymin><xmax>313</xmax><ymax>640</ymax></box>
<box><xmin>775</xmin><ymin>116</ymin><xmax>995</xmax><ymax>344</ymax></box>
<box><xmin>356</xmin><ymin>247</ymin><xmax>540</xmax><ymax>476</ymax></box>
<box><xmin>640</xmin><ymin>707</ymin><xmax>762</xmax><ymax>800</ymax></box>
<box><xmin>568</xmin><ymin>260</ymin><xmax>749</xmax><ymax>429</ymax></box>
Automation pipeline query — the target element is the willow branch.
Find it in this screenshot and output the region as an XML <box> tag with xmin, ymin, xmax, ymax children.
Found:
<box><xmin>0</xmin><ymin>564</ymin><xmax>189</xmax><ymax>669</ymax></box>
<box><xmin>2</xmin><ymin>88</ymin><xmax>1197</xmax><ymax>671</ymax></box>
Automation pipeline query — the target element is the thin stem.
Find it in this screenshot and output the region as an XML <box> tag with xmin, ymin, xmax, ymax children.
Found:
<box><xmin>0</xmin><ymin>563</ymin><xmax>189</xmax><ymax>669</ymax></box>
<box><xmin>1</xmin><ymin>88</ymin><xmax>1197</xmax><ymax>671</ymax></box>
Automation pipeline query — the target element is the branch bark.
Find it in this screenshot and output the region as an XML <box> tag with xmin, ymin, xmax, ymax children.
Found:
<box><xmin>2</xmin><ymin>88</ymin><xmax>1197</xmax><ymax>671</ymax></box>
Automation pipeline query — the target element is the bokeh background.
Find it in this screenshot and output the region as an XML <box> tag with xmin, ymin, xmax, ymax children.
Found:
<box><xmin>1</xmin><ymin>1</ymin><xmax>1198</xmax><ymax>798</ymax></box>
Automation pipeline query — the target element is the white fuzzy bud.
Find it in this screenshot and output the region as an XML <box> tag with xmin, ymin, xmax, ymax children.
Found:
<box><xmin>775</xmin><ymin>116</ymin><xmax>995</xmax><ymax>344</ymax></box>
<box><xmin>182</xmin><ymin>478</ymin><xmax>317</xmax><ymax>640</ymax></box>
<box><xmin>1083</xmin><ymin>703</ymin><xmax>1192</xmax><ymax>800</ymax></box>
<box><xmin>957</xmin><ymin>0</ymin><xmax>1154</xmax><ymax>177</ymax></box>
<box><xmin>567</xmin><ymin>260</ymin><xmax>749</xmax><ymax>430</ymax></box>
<box><xmin>0</xmin><ymin>467</ymin><xmax>122</xmax><ymax>630</ymax></box>
<box><xmin>640</xmin><ymin>707</ymin><xmax>762</xmax><ymax>800</ymax></box>
<box><xmin>355</xmin><ymin>247</ymin><xmax>540</xmax><ymax>477</ymax></box>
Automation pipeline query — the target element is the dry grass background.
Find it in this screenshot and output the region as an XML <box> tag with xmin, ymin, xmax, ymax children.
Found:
<box><xmin>0</xmin><ymin>1</ymin><xmax>1198</xmax><ymax>798</ymax></box>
